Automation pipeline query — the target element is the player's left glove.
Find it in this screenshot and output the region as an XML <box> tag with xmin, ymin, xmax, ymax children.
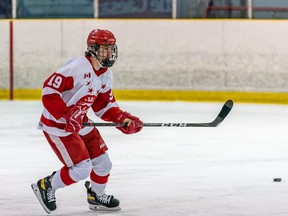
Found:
<box><xmin>115</xmin><ymin>111</ymin><xmax>143</xmax><ymax>134</ymax></box>
<box><xmin>63</xmin><ymin>106</ymin><xmax>83</xmax><ymax>133</ymax></box>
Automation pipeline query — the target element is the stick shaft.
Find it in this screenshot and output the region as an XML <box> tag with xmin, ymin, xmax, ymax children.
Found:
<box><xmin>82</xmin><ymin>122</ymin><xmax>210</xmax><ymax>127</ymax></box>
<box><xmin>82</xmin><ymin>99</ymin><xmax>233</xmax><ymax>128</ymax></box>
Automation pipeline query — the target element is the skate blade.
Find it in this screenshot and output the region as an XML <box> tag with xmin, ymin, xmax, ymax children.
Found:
<box><xmin>89</xmin><ymin>204</ymin><xmax>121</xmax><ymax>211</ymax></box>
<box><xmin>31</xmin><ymin>183</ymin><xmax>52</xmax><ymax>214</ymax></box>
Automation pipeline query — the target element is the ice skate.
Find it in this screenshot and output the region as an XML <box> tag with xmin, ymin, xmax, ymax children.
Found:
<box><xmin>31</xmin><ymin>172</ymin><xmax>56</xmax><ymax>214</ymax></box>
<box><xmin>85</xmin><ymin>181</ymin><xmax>121</xmax><ymax>211</ymax></box>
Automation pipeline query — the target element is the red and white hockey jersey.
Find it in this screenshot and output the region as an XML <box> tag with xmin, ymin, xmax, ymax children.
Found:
<box><xmin>38</xmin><ymin>55</ymin><xmax>122</xmax><ymax>136</ymax></box>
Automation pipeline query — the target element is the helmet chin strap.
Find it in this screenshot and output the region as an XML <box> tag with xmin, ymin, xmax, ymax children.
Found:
<box><xmin>95</xmin><ymin>57</ymin><xmax>104</xmax><ymax>69</ymax></box>
<box><xmin>89</xmin><ymin>50</ymin><xmax>105</xmax><ymax>68</ymax></box>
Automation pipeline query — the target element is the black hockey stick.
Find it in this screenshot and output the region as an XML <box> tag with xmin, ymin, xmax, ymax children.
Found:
<box><xmin>82</xmin><ymin>99</ymin><xmax>233</xmax><ymax>128</ymax></box>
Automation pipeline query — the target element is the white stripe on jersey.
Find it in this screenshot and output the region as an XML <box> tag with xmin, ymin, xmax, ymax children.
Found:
<box><xmin>94</xmin><ymin>101</ymin><xmax>119</xmax><ymax>118</ymax></box>
<box><xmin>78</xmin><ymin>124</ymin><xmax>94</xmax><ymax>136</ymax></box>
<box><xmin>42</xmin><ymin>108</ymin><xmax>66</xmax><ymax>123</ymax></box>
<box><xmin>37</xmin><ymin>124</ymin><xmax>69</xmax><ymax>137</ymax></box>
<box><xmin>42</xmin><ymin>87</ymin><xmax>61</xmax><ymax>96</ymax></box>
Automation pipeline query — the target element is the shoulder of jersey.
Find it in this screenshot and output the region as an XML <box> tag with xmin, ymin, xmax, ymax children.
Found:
<box><xmin>58</xmin><ymin>56</ymin><xmax>92</xmax><ymax>76</ymax></box>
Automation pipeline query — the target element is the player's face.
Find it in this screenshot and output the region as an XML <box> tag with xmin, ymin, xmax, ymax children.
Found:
<box><xmin>98</xmin><ymin>45</ymin><xmax>114</xmax><ymax>61</ymax></box>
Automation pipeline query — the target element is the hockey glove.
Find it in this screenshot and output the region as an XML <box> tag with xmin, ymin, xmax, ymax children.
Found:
<box><xmin>63</xmin><ymin>106</ymin><xmax>83</xmax><ymax>133</ymax></box>
<box><xmin>115</xmin><ymin>111</ymin><xmax>143</xmax><ymax>134</ymax></box>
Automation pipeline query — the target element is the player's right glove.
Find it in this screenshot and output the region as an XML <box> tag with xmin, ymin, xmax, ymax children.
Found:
<box><xmin>115</xmin><ymin>111</ymin><xmax>143</xmax><ymax>134</ymax></box>
<box><xmin>63</xmin><ymin>106</ymin><xmax>83</xmax><ymax>133</ymax></box>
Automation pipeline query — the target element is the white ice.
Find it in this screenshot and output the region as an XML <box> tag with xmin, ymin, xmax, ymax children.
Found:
<box><xmin>1</xmin><ymin>100</ymin><xmax>288</xmax><ymax>216</ymax></box>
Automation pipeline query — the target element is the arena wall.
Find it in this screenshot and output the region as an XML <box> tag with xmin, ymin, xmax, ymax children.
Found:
<box><xmin>1</xmin><ymin>19</ymin><xmax>288</xmax><ymax>103</ymax></box>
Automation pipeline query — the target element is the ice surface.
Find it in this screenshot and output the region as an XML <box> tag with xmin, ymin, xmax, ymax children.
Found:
<box><xmin>1</xmin><ymin>100</ymin><xmax>288</xmax><ymax>216</ymax></box>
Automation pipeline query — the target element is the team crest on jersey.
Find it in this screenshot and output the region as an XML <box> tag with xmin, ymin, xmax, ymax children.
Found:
<box><xmin>76</xmin><ymin>95</ymin><xmax>96</xmax><ymax>113</ymax></box>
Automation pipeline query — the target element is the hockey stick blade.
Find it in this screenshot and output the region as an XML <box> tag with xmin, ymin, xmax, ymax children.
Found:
<box><xmin>206</xmin><ymin>99</ymin><xmax>233</xmax><ymax>127</ymax></box>
<box><xmin>82</xmin><ymin>100</ymin><xmax>233</xmax><ymax>128</ymax></box>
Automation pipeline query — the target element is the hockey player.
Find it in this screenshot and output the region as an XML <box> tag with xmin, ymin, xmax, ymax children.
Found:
<box><xmin>31</xmin><ymin>29</ymin><xmax>143</xmax><ymax>214</ymax></box>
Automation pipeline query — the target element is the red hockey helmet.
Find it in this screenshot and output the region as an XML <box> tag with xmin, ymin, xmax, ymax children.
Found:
<box><xmin>86</xmin><ymin>29</ymin><xmax>118</xmax><ymax>67</ymax></box>
<box><xmin>87</xmin><ymin>29</ymin><xmax>116</xmax><ymax>46</ymax></box>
